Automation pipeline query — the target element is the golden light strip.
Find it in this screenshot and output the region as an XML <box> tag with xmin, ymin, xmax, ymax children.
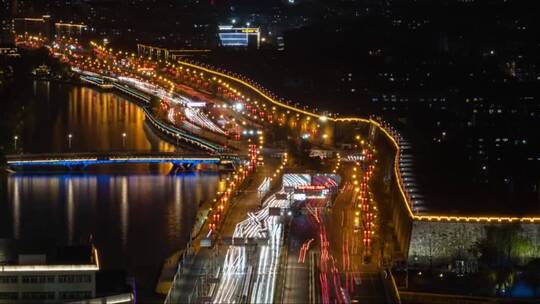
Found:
<box><xmin>85</xmin><ymin>43</ymin><xmax>540</xmax><ymax>224</ymax></box>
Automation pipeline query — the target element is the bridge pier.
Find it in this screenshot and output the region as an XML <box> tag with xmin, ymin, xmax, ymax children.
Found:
<box><xmin>169</xmin><ymin>162</ymin><xmax>196</xmax><ymax>174</ymax></box>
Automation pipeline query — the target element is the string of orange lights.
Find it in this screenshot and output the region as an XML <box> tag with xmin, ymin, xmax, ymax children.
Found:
<box><xmin>52</xmin><ymin>38</ymin><xmax>540</xmax><ymax>224</ymax></box>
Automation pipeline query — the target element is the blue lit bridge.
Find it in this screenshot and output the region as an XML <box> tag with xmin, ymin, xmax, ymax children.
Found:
<box><xmin>6</xmin><ymin>152</ymin><xmax>242</xmax><ymax>172</ymax></box>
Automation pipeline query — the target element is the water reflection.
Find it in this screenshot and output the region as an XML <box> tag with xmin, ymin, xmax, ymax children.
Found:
<box><xmin>1</xmin><ymin>81</ymin><xmax>220</xmax><ymax>296</ymax></box>
<box><xmin>4</xmin><ymin>173</ymin><xmax>219</xmax><ymax>288</ymax></box>
<box><xmin>10</xmin><ymin>178</ymin><xmax>20</xmax><ymax>239</ymax></box>
<box><xmin>67</xmin><ymin>178</ymin><xmax>74</xmax><ymax>244</ymax></box>
<box><xmin>20</xmin><ymin>82</ymin><xmax>176</xmax><ymax>153</ymax></box>
<box><xmin>120</xmin><ymin>176</ymin><xmax>129</xmax><ymax>247</ymax></box>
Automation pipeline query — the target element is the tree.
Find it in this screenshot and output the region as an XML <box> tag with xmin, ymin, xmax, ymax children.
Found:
<box><xmin>474</xmin><ymin>224</ymin><xmax>529</xmax><ymax>295</ymax></box>
<box><xmin>496</xmin><ymin>267</ymin><xmax>515</xmax><ymax>296</ymax></box>
<box><xmin>476</xmin><ymin>224</ymin><xmax>524</xmax><ymax>267</ymax></box>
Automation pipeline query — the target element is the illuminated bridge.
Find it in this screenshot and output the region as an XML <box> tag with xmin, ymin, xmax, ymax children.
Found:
<box><xmin>6</xmin><ymin>152</ymin><xmax>241</xmax><ymax>171</ymax></box>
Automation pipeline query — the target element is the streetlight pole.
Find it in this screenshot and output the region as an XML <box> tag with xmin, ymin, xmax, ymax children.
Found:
<box><xmin>122</xmin><ymin>132</ymin><xmax>127</xmax><ymax>149</ymax></box>
<box><xmin>68</xmin><ymin>133</ymin><xmax>73</xmax><ymax>150</ymax></box>
<box><xmin>13</xmin><ymin>135</ymin><xmax>18</xmax><ymax>151</ymax></box>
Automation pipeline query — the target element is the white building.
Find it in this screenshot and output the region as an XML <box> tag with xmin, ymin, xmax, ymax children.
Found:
<box><xmin>0</xmin><ymin>239</ymin><xmax>99</xmax><ymax>303</ymax></box>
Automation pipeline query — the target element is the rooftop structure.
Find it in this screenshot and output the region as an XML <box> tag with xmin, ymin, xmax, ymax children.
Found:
<box><xmin>0</xmin><ymin>239</ymin><xmax>99</xmax><ymax>303</ymax></box>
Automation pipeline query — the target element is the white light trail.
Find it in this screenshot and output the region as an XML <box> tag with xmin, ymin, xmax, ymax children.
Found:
<box><xmin>212</xmin><ymin>192</ymin><xmax>289</xmax><ymax>303</ymax></box>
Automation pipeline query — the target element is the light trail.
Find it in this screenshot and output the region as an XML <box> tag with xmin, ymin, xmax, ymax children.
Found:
<box><xmin>212</xmin><ymin>192</ymin><xmax>289</xmax><ymax>303</ymax></box>
<box><xmin>116</xmin><ymin>77</ymin><xmax>226</xmax><ymax>135</ymax></box>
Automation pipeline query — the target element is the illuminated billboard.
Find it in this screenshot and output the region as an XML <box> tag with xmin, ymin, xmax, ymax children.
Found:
<box><xmin>218</xmin><ymin>25</ymin><xmax>260</xmax><ymax>48</ymax></box>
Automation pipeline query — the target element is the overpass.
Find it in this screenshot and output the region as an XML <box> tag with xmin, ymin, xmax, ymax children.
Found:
<box><xmin>75</xmin><ymin>68</ymin><xmax>228</xmax><ymax>154</ymax></box>
<box><xmin>6</xmin><ymin>152</ymin><xmax>241</xmax><ymax>171</ymax></box>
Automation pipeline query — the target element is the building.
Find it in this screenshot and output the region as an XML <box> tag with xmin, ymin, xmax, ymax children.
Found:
<box><xmin>0</xmin><ymin>0</ymin><xmax>15</xmax><ymax>45</ymax></box>
<box><xmin>0</xmin><ymin>239</ymin><xmax>99</xmax><ymax>303</ymax></box>
<box><xmin>137</xmin><ymin>43</ymin><xmax>211</xmax><ymax>61</ymax></box>
<box><xmin>54</xmin><ymin>22</ymin><xmax>87</xmax><ymax>39</ymax></box>
<box><xmin>13</xmin><ymin>15</ymin><xmax>51</xmax><ymax>40</ymax></box>
<box><xmin>0</xmin><ymin>45</ymin><xmax>18</xmax><ymax>56</ymax></box>
<box><xmin>218</xmin><ymin>25</ymin><xmax>260</xmax><ymax>49</ymax></box>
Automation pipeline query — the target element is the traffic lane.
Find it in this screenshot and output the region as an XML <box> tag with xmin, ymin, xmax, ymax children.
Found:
<box><xmin>327</xmin><ymin>181</ymin><xmax>356</xmax><ymax>266</ymax></box>
<box><xmin>283</xmin><ymin>214</ymin><xmax>318</xmax><ymax>304</ymax></box>
<box><xmin>327</xmin><ymin>177</ymin><xmax>388</xmax><ymax>302</ymax></box>
<box><xmin>328</xmin><ymin>190</ymin><xmax>367</xmax><ymax>299</ymax></box>
<box><xmin>334</xmin><ymin>176</ymin><xmax>387</xmax><ymax>303</ymax></box>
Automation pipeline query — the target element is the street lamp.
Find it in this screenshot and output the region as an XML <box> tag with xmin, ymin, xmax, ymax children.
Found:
<box><xmin>13</xmin><ymin>135</ymin><xmax>18</xmax><ymax>151</ymax></box>
<box><xmin>68</xmin><ymin>133</ymin><xmax>73</xmax><ymax>149</ymax></box>
<box><xmin>176</xmin><ymin>133</ymin><xmax>180</xmax><ymax>146</ymax></box>
<box><xmin>122</xmin><ymin>132</ymin><xmax>127</xmax><ymax>148</ymax></box>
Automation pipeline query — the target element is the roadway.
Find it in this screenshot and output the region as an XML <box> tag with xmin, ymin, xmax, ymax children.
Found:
<box><xmin>166</xmin><ymin>156</ymin><xmax>281</xmax><ymax>303</ymax></box>
<box><xmin>281</xmin><ymin>214</ymin><xmax>316</xmax><ymax>304</ymax></box>
<box><xmin>211</xmin><ymin>156</ymin><xmax>286</xmax><ymax>304</ymax></box>
<box><xmin>279</xmin><ymin>164</ymin><xmax>389</xmax><ymax>304</ymax></box>
<box><xmin>327</xmin><ymin>177</ymin><xmax>388</xmax><ymax>303</ymax></box>
<box><xmin>44</xmin><ymin>37</ymin><xmax>401</xmax><ymax>302</ymax></box>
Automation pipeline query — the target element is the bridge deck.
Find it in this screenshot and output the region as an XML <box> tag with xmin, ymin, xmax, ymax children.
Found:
<box><xmin>6</xmin><ymin>152</ymin><xmax>241</xmax><ymax>167</ymax></box>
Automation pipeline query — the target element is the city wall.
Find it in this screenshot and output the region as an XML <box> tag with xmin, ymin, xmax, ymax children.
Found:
<box><xmin>170</xmin><ymin>58</ymin><xmax>540</xmax><ymax>268</ymax></box>
<box><xmin>408</xmin><ymin>220</ymin><xmax>540</xmax><ymax>267</ymax></box>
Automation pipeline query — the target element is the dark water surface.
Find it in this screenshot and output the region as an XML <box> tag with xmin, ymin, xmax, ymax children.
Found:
<box><xmin>0</xmin><ymin>81</ymin><xmax>220</xmax><ymax>299</ymax></box>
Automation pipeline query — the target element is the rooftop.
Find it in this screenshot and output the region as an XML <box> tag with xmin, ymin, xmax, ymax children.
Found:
<box><xmin>0</xmin><ymin>238</ymin><xmax>97</xmax><ymax>267</ymax></box>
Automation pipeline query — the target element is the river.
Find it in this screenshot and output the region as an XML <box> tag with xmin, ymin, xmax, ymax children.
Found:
<box><xmin>0</xmin><ymin>81</ymin><xmax>220</xmax><ymax>300</ymax></box>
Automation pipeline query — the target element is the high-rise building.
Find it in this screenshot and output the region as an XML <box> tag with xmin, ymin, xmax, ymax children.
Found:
<box><xmin>13</xmin><ymin>15</ymin><xmax>51</xmax><ymax>40</ymax></box>
<box><xmin>55</xmin><ymin>22</ymin><xmax>87</xmax><ymax>39</ymax></box>
<box><xmin>0</xmin><ymin>0</ymin><xmax>15</xmax><ymax>45</ymax></box>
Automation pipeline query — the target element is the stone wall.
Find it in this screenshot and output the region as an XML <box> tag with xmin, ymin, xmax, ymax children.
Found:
<box><xmin>408</xmin><ymin>220</ymin><xmax>540</xmax><ymax>268</ymax></box>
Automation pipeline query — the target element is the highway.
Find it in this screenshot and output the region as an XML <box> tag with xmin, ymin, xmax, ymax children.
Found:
<box><xmin>17</xmin><ymin>35</ymin><xmax>540</xmax><ymax>304</ymax></box>
<box><xmin>165</xmin><ymin>156</ymin><xmax>284</xmax><ymax>303</ymax></box>
<box><xmin>213</xmin><ymin>193</ymin><xmax>288</xmax><ymax>303</ymax></box>
<box><xmin>51</xmin><ymin>39</ymin><xmax>397</xmax><ymax>304</ymax></box>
